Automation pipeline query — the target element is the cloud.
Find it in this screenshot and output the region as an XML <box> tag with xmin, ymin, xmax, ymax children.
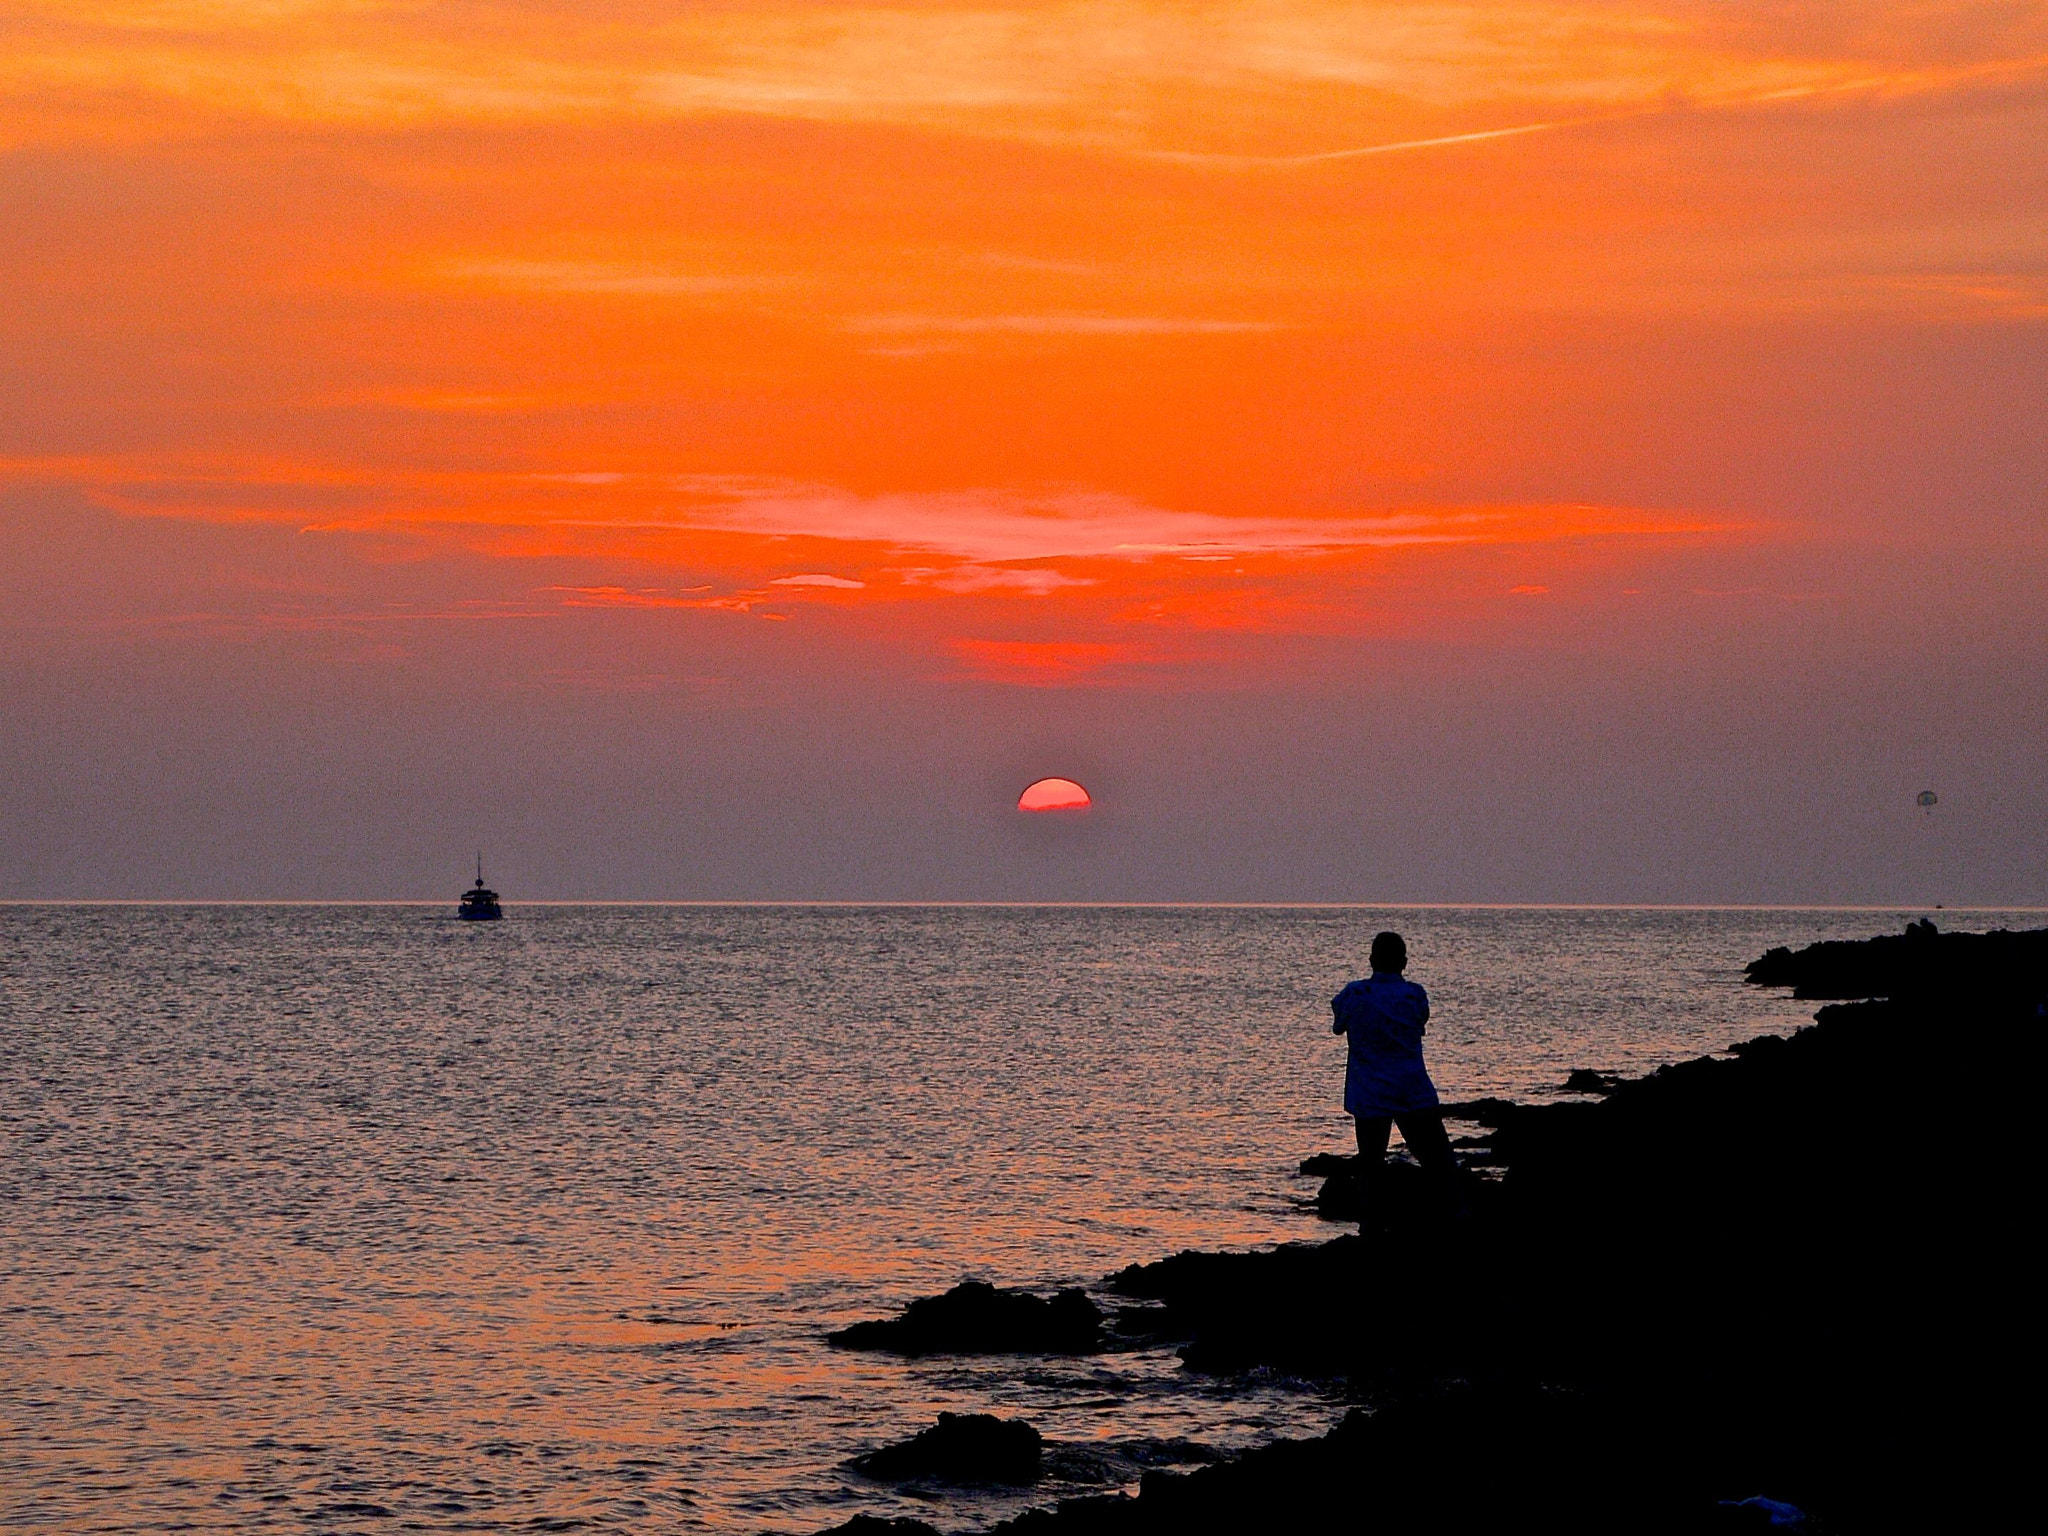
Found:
<box><xmin>677</xmin><ymin>484</ymin><xmax>1726</xmax><ymax>565</ymax></box>
<box><xmin>770</xmin><ymin>573</ymin><xmax>865</xmax><ymax>588</ymax></box>
<box><xmin>845</xmin><ymin>314</ymin><xmax>1282</xmax><ymax>336</ymax></box>
<box><xmin>1854</xmin><ymin>271</ymin><xmax>2048</xmax><ymax>321</ymax></box>
<box><xmin>14</xmin><ymin>0</ymin><xmax>2037</xmax><ymax>156</ymax></box>
<box><xmin>343</xmin><ymin>389</ymin><xmax>587</xmax><ymax>414</ymax></box>
<box><xmin>4</xmin><ymin>454</ymin><xmax>1729</xmax><ymax>572</ymax></box>
<box><xmin>437</xmin><ymin>260</ymin><xmax>771</xmax><ymax>297</ymax></box>
<box><xmin>543</xmin><ymin>584</ymin><xmax>714</xmax><ymax>608</ymax></box>
<box><xmin>905</xmin><ymin>565</ymin><xmax>1096</xmax><ymax>596</ymax></box>
<box><xmin>1152</xmin><ymin>117</ymin><xmax>1574</xmax><ymax>167</ymax></box>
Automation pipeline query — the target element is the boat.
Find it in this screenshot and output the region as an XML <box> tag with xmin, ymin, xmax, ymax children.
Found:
<box><xmin>458</xmin><ymin>854</ymin><xmax>503</xmax><ymax>921</ymax></box>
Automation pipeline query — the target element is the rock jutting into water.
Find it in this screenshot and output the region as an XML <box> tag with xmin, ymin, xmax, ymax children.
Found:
<box><xmin>1560</xmin><ymin>1066</ymin><xmax>1625</xmax><ymax>1093</ymax></box>
<box><xmin>1744</xmin><ymin>917</ymin><xmax>2048</xmax><ymax>1004</ymax></box>
<box><xmin>1435</xmin><ymin>1094</ymin><xmax>1521</xmax><ymax>1125</ymax></box>
<box><xmin>850</xmin><ymin>1413</ymin><xmax>1044</xmax><ymax>1485</ymax></box>
<box><xmin>813</xmin><ymin>921</ymin><xmax>2043</xmax><ymax>1534</ymax></box>
<box><xmin>827</xmin><ymin>1280</ymin><xmax>1104</xmax><ymax>1356</ymax></box>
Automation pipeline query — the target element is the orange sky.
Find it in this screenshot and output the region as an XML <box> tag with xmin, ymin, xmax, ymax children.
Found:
<box><xmin>2</xmin><ymin>2</ymin><xmax>2044</xmax><ymax>896</ymax></box>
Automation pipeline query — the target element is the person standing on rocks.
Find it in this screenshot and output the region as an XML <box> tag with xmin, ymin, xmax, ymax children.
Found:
<box><xmin>1332</xmin><ymin>931</ymin><xmax>1466</xmax><ymax>1219</ymax></box>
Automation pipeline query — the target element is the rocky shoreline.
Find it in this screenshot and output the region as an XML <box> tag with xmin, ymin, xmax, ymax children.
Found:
<box><xmin>818</xmin><ymin>923</ymin><xmax>2042</xmax><ymax>1535</ymax></box>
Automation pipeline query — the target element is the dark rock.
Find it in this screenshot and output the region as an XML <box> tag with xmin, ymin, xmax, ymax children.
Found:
<box><xmin>1313</xmin><ymin>1170</ymin><xmax>1354</xmax><ymax>1217</ymax></box>
<box><xmin>1297</xmin><ymin>1151</ymin><xmax>1353</xmax><ymax>1177</ymax></box>
<box><xmin>1108</xmin><ymin>1437</ymin><xmax>1224</xmax><ymax>1471</ymax></box>
<box><xmin>1437</xmin><ymin>1096</ymin><xmax>1521</xmax><ymax>1125</ymax></box>
<box><xmin>1107</xmin><ymin>1239</ymin><xmax>1346</xmax><ymax>1303</ymax></box>
<box><xmin>1312</xmin><ymin>1156</ymin><xmax>1430</xmax><ymax>1221</ymax></box>
<box><xmin>816</xmin><ymin>1518</ymin><xmax>942</xmax><ymax>1536</ymax></box>
<box><xmin>851</xmin><ymin>1413</ymin><xmax>1042</xmax><ymax>1485</ymax></box>
<box><xmin>1742</xmin><ymin>920</ymin><xmax>2047</xmax><ymax>1003</ymax></box>
<box><xmin>828</xmin><ymin>1281</ymin><xmax>1101</xmax><ymax>1355</ymax></box>
<box><xmin>1108</xmin><ymin>1301</ymin><xmax>1177</xmax><ymax>1343</ymax></box>
<box><xmin>1107</xmin><ymin>1236</ymin><xmax>1413</xmax><ymax>1376</ymax></box>
<box><xmin>1561</xmin><ymin>1067</ymin><xmax>1623</xmax><ymax>1093</ymax></box>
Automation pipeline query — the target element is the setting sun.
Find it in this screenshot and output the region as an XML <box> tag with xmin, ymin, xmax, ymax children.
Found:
<box><xmin>1017</xmin><ymin>778</ymin><xmax>1093</xmax><ymax>813</ymax></box>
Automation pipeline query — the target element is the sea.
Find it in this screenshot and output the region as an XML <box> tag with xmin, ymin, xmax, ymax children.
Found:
<box><xmin>4</xmin><ymin>903</ymin><xmax>2036</xmax><ymax>1533</ymax></box>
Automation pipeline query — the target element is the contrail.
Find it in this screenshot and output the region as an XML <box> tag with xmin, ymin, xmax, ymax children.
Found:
<box><xmin>1284</xmin><ymin>118</ymin><xmax>1569</xmax><ymax>162</ymax></box>
<box><xmin>1153</xmin><ymin>51</ymin><xmax>2048</xmax><ymax>171</ymax></box>
<box><xmin>1145</xmin><ymin>115</ymin><xmax>1588</xmax><ymax>169</ymax></box>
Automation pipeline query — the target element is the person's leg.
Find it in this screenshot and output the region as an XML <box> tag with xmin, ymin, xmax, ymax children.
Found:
<box><xmin>1393</xmin><ymin>1112</ymin><xmax>1468</xmax><ymax>1216</ymax></box>
<box><xmin>1353</xmin><ymin>1114</ymin><xmax>1393</xmax><ymax>1158</ymax></box>
<box><xmin>1352</xmin><ymin>1115</ymin><xmax>1392</xmax><ymax>1217</ymax></box>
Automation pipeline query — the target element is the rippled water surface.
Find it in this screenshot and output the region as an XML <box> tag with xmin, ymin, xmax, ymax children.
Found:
<box><xmin>4</xmin><ymin>904</ymin><xmax>2029</xmax><ymax>1532</ymax></box>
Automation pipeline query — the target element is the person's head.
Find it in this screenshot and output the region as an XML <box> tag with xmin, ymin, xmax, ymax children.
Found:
<box><xmin>1369</xmin><ymin>931</ymin><xmax>1407</xmax><ymax>975</ymax></box>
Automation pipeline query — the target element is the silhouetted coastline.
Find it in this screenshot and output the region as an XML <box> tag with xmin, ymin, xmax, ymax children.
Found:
<box><xmin>822</xmin><ymin>923</ymin><xmax>2043</xmax><ymax>1534</ymax></box>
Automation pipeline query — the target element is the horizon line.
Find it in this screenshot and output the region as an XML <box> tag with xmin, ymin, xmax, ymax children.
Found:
<box><xmin>2</xmin><ymin>900</ymin><xmax>2039</xmax><ymax>913</ymax></box>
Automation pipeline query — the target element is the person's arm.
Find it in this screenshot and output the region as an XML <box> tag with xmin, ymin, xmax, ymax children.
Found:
<box><xmin>1331</xmin><ymin>984</ymin><xmax>1354</xmax><ymax>1035</ymax></box>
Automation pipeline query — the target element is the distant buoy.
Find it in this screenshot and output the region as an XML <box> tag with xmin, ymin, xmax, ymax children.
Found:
<box><xmin>1916</xmin><ymin>789</ymin><xmax>1938</xmax><ymax>815</ymax></box>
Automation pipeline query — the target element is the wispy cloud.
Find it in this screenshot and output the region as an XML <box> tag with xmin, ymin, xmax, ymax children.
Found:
<box><xmin>543</xmin><ymin>585</ymin><xmax>714</xmax><ymax>608</ymax></box>
<box><xmin>1151</xmin><ymin>116</ymin><xmax>1575</xmax><ymax>167</ymax></box>
<box><xmin>545</xmin><ymin>584</ymin><xmax>791</xmax><ymax>619</ymax></box>
<box><xmin>437</xmin><ymin>260</ymin><xmax>773</xmax><ymax>297</ymax></box>
<box><xmin>341</xmin><ymin>388</ymin><xmax>601</xmax><ymax>414</ymax></box>
<box><xmin>846</xmin><ymin>313</ymin><xmax>1282</xmax><ymax>336</ymax></box>
<box><xmin>672</xmin><ymin>484</ymin><xmax>1726</xmax><ymax>565</ymax></box>
<box><xmin>904</xmin><ymin>565</ymin><xmax>1096</xmax><ymax>596</ymax></box>
<box><xmin>10</xmin><ymin>1</ymin><xmax>2040</xmax><ymax>154</ymax></box>
<box><xmin>1855</xmin><ymin>271</ymin><xmax>2048</xmax><ymax>321</ymax></box>
<box><xmin>4</xmin><ymin>454</ymin><xmax>1730</xmax><ymax>569</ymax></box>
